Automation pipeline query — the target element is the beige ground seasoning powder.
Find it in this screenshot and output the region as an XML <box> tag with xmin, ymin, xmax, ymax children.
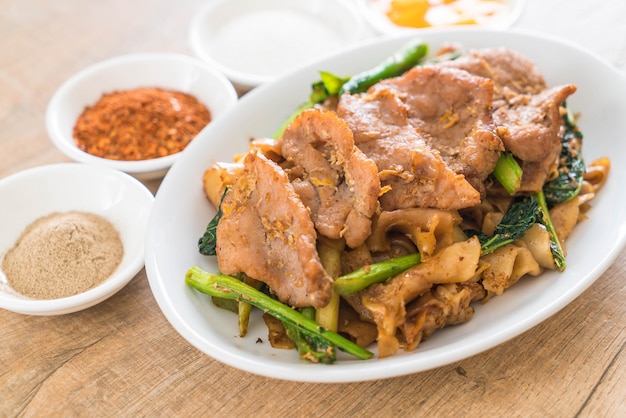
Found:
<box><xmin>1</xmin><ymin>211</ymin><xmax>124</xmax><ymax>299</ymax></box>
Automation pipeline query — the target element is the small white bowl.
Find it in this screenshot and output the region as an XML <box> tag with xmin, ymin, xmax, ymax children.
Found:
<box><xmin>0</xmin><ymin>163</ymin><xmax>154</xmax><ymax>315</ymax></box>
<box><xmin>189</xmin><ymin>0</ymin><xmax>366</xmax><ymax>93</ymax></box>
<box><xmin>46</xmin><ymin>53</ymin><xmax>238</xmax><ymax>181</ymax></box>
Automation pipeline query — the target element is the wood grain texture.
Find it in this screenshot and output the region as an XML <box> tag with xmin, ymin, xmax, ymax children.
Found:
<box><xmin>1</xmin><ymin>0</ymin><xmax>625</xmax><ymax>416</ymax></box>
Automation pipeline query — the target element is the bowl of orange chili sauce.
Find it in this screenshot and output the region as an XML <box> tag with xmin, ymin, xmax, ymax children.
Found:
<box><xmin>46</xmin><ymin>53</ymin><xmax>238</xmax><ymax>180</ymax></box>
<box><xmin>359</xmin><ymin>0</ymin><xmax>525</xmax><ymax>34</ymax></box>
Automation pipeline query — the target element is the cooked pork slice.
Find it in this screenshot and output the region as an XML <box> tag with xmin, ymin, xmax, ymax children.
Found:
<box><xmin>438</xmin><ymin>47</ymin><xmax>548</xmax><ymax>97</ymax></box>
<box><xmin>493</xmin><ymin>84</ymin><xmax>577</xmax><ymax>190</ymax></box>
<box><xmin>373</xmin><ymin>65</ymin><xmax>503</xmax><ymax>193</ymax></box>
<box><xmin>438</xmin><ymin>48</ymin><xmax>577</xmax><ymax>191</ymax></box>
<box><xmin>338</xmin><ymin>88</ymin><xmax>481</xmax><ymax>211</ymax></box>
<box><xmin>278</xmin><ymin>109</ymin><xmax>381</xmax><ymax>248</ymax></box>
<box><xmin>216</xmin><ymin>149</ymin><xmax>333</xmax><ymax>308</ymax></box>
<box><xmin>337</xmin><ymin>87</ymin><xmax>409</xmax><ymax>145</ymax></box>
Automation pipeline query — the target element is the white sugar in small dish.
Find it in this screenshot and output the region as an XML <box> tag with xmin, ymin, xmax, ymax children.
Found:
<box><xmin>189</xmin><ymin>0</ymin><xmax>366</xmax><ymax>93</ymax></box>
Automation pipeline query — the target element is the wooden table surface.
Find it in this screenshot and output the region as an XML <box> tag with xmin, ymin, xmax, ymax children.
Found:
<box><xmin>1</xmin><ymin>1</ymin><xmax>625</xmax><ymax>416</ymax></box>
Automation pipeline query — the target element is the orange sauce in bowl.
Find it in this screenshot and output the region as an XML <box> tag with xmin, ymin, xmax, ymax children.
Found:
<box><xmin>383</xmin><ymin>0</ymin><xmax>507</xmax><ymax>29</ymax></box>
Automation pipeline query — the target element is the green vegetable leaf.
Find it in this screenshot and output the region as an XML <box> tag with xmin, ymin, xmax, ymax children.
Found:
<box><xmin>466</xmin><ymin>196</ymin><xmax>543</xmax><ymax>255</ymax></box>
<box><xmin>309</xmin><ymin>71</ymin><xmax>351</xmax><ymax>104</ymax></box>
<box><xmin>543</xmin><ymin>104</ymin><xmax>585</xmax><ymax>205</ymax></box>
<box><xmin>198</xmin><ymin>187</ymin><xmax>229</xmax><ymax>256</ymax></box>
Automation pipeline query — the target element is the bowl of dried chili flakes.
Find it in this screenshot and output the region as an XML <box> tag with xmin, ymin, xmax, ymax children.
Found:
<box><xmin>46</xmin><ymin>53</ymin><xmax>238</xmax><ymax>180</ymax></box>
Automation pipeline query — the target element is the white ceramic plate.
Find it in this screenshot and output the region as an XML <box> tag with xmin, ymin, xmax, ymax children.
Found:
<box><xmin>145</xmin><ymin>28</ymin><xmax>626</xmax><ymax>382</ymax></box>
<box><xmin>359</xmin><ymin>0</ymin><xmax>525</xmax><ymax>35</ymax></box>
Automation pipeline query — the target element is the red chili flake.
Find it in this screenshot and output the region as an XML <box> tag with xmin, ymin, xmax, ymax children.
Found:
<box><xmin>73</xmin><ymin>87</ymin><xmax>211</xmax><ymax>161</ymax></box>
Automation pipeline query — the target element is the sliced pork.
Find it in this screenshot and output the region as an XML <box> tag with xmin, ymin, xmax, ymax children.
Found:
<box><xmin>278</xmin><ymin>109</ymin><xmax>380</xmax><ymax>248</ymax></box>
<box><xmin>216</xmin><ymin>149</ymin><xmax>333</xmax><ymax>308</ymax></box>
<box><xmin>372</xmin><ymin>65</ymin><xmax>504</xmax><ymax>194</ymax></box>
<box><xmin>437</xmin><ymin>47</ymin><xmax>548</xmax><ymax>97</ymax></box>
<box><xmin>338</xmin><ymin>84</ymin><xmax>483</xmax><ymax>211</ymax></box>
<box><xmin>438</xmin><ymin>47</ymin><xmax>576</xmax><ymax>191</ymax></box>
<box><xmin>493</xmin><ymin>84</ymin><xmax>576</xmax><ymax>190</ymax></box>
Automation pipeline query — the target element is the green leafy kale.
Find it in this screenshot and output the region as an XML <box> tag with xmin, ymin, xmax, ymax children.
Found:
<box><xmin>309</xmin><ymin>71</ymin><xmax>351</xmax><ymax>104</ymax></box>
<box><xmin>466</xmin><ymin>196</ymin><xmax>543</xmax><ymax>255</ymax></box>
<box><xmin>543</xmin><ymin>104</ymin><xmax>585</xmax><ymax>205</ymax></box>
<box><xmin>465</xmin><ymin>193</ymin><xmax>566</xmax><ymax>271</ymax></box>
<box><xmin>198</xmin><ymin>187</ymin><xmax>229</xmax><ymax>256</ymax></box>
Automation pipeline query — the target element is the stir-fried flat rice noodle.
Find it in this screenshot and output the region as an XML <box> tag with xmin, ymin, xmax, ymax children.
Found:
<box><xmin>198</xmin><ymin>44</ymin><xmax>610</xmax><ymax>361</ymax></box>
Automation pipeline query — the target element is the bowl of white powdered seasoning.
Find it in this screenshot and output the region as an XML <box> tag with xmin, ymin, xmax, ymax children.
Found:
<box><xmin>0</xmin><ymin>163</ymin><xmax>154</xmax><ymax>315</ymax></box>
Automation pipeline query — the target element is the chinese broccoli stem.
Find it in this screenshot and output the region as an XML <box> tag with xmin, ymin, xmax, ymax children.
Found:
<box><xmin>493</xmin><ymin>152</ymin><xmax>523</xmax><ymax>195</ymax></box>
<box><xmin>333</xmin><ymin>253</ymin><xmax>421</xmax><ymax>295</ymax></box>
<box><xmin>211</xmin><ymin>295</ymin><xmax>238</xmax><ymax>313</ymax></box>
<box><xmin>185</xmin><ymin>266</ymin><xmax>373</xmax><ymax>360</ymax></box>
<box><xmin>339</xmin><ymin>39</ymin><xmax>429</xmax><ymax>95</ymax></box>
<box><xmin>315</xmin><ymin>238</ymin><xmax>344</xmax><ymax>332</ymax></box>
<box><xmin>238</xmin><ymin>274</ymin><xmax>263</xmax><ymax>337</ymax></box>
<box><xmin>273</xmin><ymin>39</ymin><xmax>429</xmax><ymax>139</ymax></box>
<box><xmin>237</xmin><ymin>299</ymin><xmax>252</xmax><ymax>337</ymax></box>
<box><xmin>316</xmin><ymin>288</ymin><xmax>341</xmax><ymax>333</ymax></box>
<box><xmin>536</xmin><ymin>190</ymin><xmax>567</xmax><ymax>271</ymax></box>
<box><xmin>284</xmin><ymin>306</ymin><xmax>336</xmax><ymax>364</ymax></box>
